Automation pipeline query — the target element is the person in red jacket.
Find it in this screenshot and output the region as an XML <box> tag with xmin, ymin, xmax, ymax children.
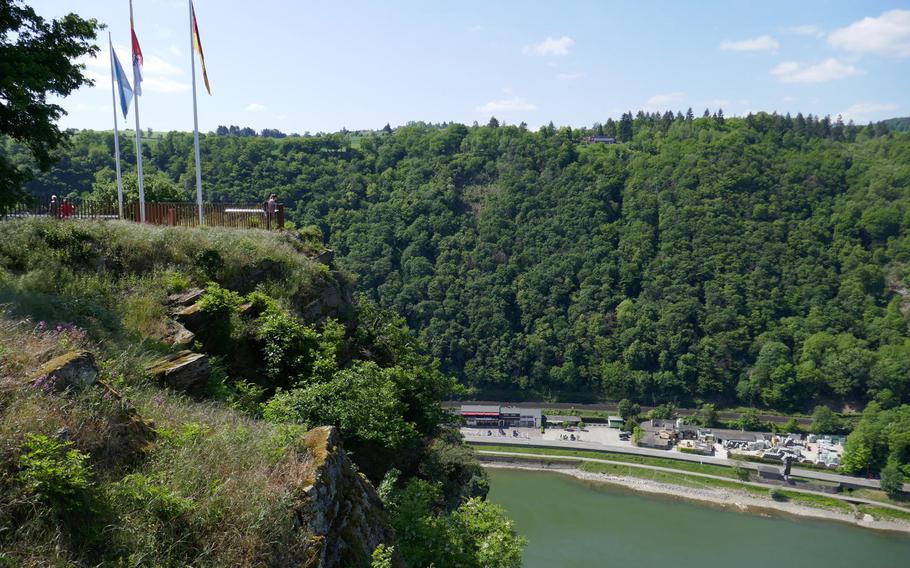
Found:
<box><xmin>61</xmin><ymin>198</ymin><xmax>75</xmax><ymax>219</ymax></box>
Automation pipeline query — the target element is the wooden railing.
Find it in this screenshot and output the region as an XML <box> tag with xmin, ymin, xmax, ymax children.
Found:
<box><xmin>2</xmin><ymin>198</ymin><xmax>285</xmax><ymax>230</ymax></box>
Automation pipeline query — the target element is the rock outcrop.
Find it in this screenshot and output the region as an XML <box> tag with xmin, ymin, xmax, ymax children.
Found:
<box><xmin>296</xmin><ymin>277</ymin><xmax>356</xmax><ymax>325</ymax></box>
<box><xmin>31</xmin><ymin>350</ymin><xmax>98</xmax><ymax>391</ymax></box>
<box><xmin>147</xmin><ymin>350</ymin><xmax>210</xmax><ymax>392</ymax></box>
<box><xmin>162</xmin><ymin>319</ymin><xmax>196</xmax><ymax>347</ymax></box>
<box><xmin>167</xmin><ymin>287</ymin><xmax>205</xmax><ymax>308</ymax></box>
<box><xmin>300</xmin><ymin>426</ymin><xmax>403</xmax><ymax>568</ymax></box>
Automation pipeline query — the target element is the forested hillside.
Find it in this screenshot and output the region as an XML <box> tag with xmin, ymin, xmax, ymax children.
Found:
<box><xmin>4</xmin><ymin>112</ymin><xmax>910</xmax><ymax>412</ymax></box>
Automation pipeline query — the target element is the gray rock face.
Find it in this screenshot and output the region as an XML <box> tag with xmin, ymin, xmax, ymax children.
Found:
<box><xmin>173</xmin><ymin>302</ymin><xmax>207</xmax><ymax>333</ymax></box>
<box><xmin>167</xmin><ymin>287</ymin><xmax>205</xmax><ymax>308</ymax></box>
<box><xmin>162</xmin><ymin>319</ymin><xmax>196</xmax><ymax>347</ymax></box>
<box><xmin>300</xmin><ymin>426</ymin><xmax>402</xmax><ymax>568</ymax></box>
<box><xmin>315</xmin><ymin>249</ymin><xmax>335</xmax><ymax>266</ymax></box>
<box><xmin>147</xmin><ymin>350</ymin><xmax>210</xmax><ymax>392</ymax></box>
<box><xmin>31</xmin><ymin>351</ymin><xmax>98</xmax><ymax>391</ymax></box>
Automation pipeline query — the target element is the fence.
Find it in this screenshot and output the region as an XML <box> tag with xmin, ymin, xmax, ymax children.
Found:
<box><xmin>2</xmin><ymin>197</ymin><xmax>284</xmax><ymax>231</ymax></box>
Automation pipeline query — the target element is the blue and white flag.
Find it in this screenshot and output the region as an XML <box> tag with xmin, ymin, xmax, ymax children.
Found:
<box><xmin>111</xmin><ymin>47</ymin><xmax>133</xmax><ymax>119</ymax></box>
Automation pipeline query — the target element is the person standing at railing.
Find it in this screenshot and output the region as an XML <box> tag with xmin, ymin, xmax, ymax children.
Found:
<box><xmin>49</xmin><ymin>195</ymin><xmax>60</xmax><ymax>219</ymax></box>
<box><xmin>265</xmin><ymin>193</ymin><xmax>278</xmax><ymax>230</ymax></box>
<box><xmin>61</xmin><ymin>198</ymin><xmax>75</xmax><ymax>219</ymax></box>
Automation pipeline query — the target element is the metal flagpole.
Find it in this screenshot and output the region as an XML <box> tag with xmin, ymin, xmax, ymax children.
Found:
<box><xmin>108</xmin><ymin>33</ymin><xmax>125</xmax><ymax>219</ymax></box>
<box><xmin>131</xmin><ymin>0</ymin><xmax>145</xmax><ymax>223</ymax></box>
<box><xmin>189</xmin><ymin>0</ymin><xmax>204</xmax><ymax>225</ymax></box>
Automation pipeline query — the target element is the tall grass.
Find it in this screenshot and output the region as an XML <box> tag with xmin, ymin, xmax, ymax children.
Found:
<box><xmin>0</xmin><ymin>313</ymin><xmax>323</xmax><ymax>565</ymax></box>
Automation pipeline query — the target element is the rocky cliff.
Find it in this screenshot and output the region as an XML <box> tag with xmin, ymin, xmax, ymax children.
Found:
<box><xmin>299</xmin><ymin>426</ymin><xmax>402</xmax><ymax>568</ymax></box>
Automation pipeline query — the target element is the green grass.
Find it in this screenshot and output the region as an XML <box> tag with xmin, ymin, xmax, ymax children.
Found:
<box><xmin>857</xmin><ymin>505</ymin><xmax>910</xmax><ymax>522</ymax></box>
<box><xmin>776</xmin><ymin>490</ymin><xmax>854</xmax><ymax>512</ymax></box>
<box><xmin>0</xmin><ymin>219</ymin><xmax>338</xmax><ymax>348</ymax></box>
<box><xmin>0</xmin><ymin>311</ymin><xmax>321</xmax><ymax>566</ymax></box>
<box><xmin>474</xmin><ymin>444</ymin><xmax>742</xmax><ymax>479</ymax></box>
<box><xmin>842</xmin><ymin>487</ymin><xmax>909</xmax><ymax>507</ymax></box>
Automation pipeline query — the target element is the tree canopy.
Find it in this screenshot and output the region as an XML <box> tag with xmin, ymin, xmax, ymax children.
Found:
<box><xmin>5</xmin><ymin>112</ymin><xmax>910</xmax><ymax>412</ymax></box>
<box><xmin>0</xmin><ymin>0</ymin><xmax>100</xmax><ymax>210</ymax></box>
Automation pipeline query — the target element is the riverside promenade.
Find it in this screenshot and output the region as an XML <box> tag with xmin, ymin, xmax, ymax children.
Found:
<box><xmin>464</xmin><ymin>433</ymin><xmax>907</xmax><ymax>492</ymax></box>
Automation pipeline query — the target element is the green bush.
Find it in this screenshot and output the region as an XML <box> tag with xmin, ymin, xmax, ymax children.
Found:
<box><xmin>17</xmin><ymin>434</ymin><xmax>92</xmax><ymax>512</ymax></box>
<box><xmin>198</xmin><ymin>283</ymin><xmax>243</xmax><ymax>350</ymax></box>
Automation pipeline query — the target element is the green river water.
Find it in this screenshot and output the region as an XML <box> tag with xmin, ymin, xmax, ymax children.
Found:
<box><xmin>486</xmin><ymin>468</ymin><xmax>910</xmax><ymax>568</ymax></box>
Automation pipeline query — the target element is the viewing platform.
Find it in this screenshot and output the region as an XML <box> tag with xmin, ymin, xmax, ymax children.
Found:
<box><xmin>2</xmin><ymin>197</ymin><xmax>285</xmax><ymax>230</ymax></box>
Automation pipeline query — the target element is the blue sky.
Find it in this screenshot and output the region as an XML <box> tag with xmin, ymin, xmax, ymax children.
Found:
<box><xmin>34</xmin><ymin>0</ymin><xmax>910</xmax><ymax>133</ymax></box>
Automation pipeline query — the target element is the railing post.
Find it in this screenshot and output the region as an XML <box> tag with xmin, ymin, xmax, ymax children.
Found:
<box><xmin>276</xmin><ymin>204</ymin><xmax>284</xmax><ymax>231</ymax></box>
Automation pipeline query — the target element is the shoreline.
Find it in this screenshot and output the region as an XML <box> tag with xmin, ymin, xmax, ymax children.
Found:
<box><xmin>482</xmin><ymin>460</ymin><xmax>910</xmax><ymax>535</ymax></box>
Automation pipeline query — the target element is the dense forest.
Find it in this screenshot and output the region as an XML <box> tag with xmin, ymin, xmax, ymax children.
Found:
<box><xmin>4</xmin><ymin>111</ymin><xmax>910</xmax><ymax>412</ymax></box>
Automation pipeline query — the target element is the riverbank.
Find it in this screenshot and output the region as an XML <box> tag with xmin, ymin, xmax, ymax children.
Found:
<box><xmin>481</xmin><ymin>456</ymin><xmax>910</xmax><ymax>535</ymax></box>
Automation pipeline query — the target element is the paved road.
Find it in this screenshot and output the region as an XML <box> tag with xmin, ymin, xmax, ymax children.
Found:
<box><xmin>446</xmin><ymin>400</ymin><xmax>817</xmax><ymax>425</ymax></box>
<box><xmin>477</xmin><ymin>449</ymin><xmax>910</xmax><ymax>514</ymax></box>
<box><xmin>465</xmin><ymin>435</ymin><xmax>908</xmax><ymax>492</ymax></box>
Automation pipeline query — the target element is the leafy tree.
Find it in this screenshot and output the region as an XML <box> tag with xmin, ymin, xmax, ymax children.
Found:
<box><xmin>696</xmin><ymin>403</ymin><xmax>718</xmax><ymax>427</ymax></box>
<box><xmin>879</xmin><ymin>462</ymin><xmax>903</xmax><ymax>499</ymax></box>
<box><xmin>7</xmin><ymin>113</ymin><xmax>910</xmax><ymax>414</ymax></box>
<box><xmin>811</xmin><ymin>405</ymin><xmax>842</xmax><ymax>434</ymax></box>
<box><xmin>736</xmin><ymin>408</ymin><xmax>764</xmax><ymax>431</ymax></box>
<box><xmin>0</xmin><ymin>1</ymin><xmax>100</xmax><ymax>210</ymax></box>
<box><xmin>617</xmin><ymin>398</ymin><xmax>640</xmax><ymax>421</ymax></box>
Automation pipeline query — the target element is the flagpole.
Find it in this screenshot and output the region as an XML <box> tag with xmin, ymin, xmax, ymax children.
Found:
<box><xmin>108</xmin><ymin>33</ymin><xmax>125</xmax><ymax>219</ymax></box>
<box><xmin>189</xmin><ymin>0</ymin><xmax>204</xmax><ymax>225</ymax></box>
<box><xmin>131</xmin><ymin>0</ymin><xmax>145</xmax><ymax>223</ymax></box>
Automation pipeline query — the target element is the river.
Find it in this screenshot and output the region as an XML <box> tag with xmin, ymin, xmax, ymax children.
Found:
<box><xmin>486</xmin><ymin>468</ymin><xmax>910</xmax><ymax>568</ymax></box>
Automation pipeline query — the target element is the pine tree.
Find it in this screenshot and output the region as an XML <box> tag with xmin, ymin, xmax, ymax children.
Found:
<box><xmin>618</xmin><ymin>113</ymin><xmax>633</xmax><ymax>142</ymax></box>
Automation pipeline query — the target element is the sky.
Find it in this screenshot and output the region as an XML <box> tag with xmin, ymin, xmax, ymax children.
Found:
<box><xmin>30</xmin><ymin>0</ymin><xmax>910</xmax><ymax>134</ymax></box>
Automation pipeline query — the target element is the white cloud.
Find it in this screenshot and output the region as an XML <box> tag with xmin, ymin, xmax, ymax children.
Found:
<box><xmin>143</xmin><ymin>77</ymin><xmax>190</xmax><ymax>93</ymax></box>
<box><xmin>828</xmin><ymin>9</ymin><xmax>910</xmax><ymax>57</ymax></box>
<box><xmin>839</xmin><ymin>102</ymin><xmax>899</xmax><ymax>121</ymax></box>
<box><xmin>143</xmin><ymin>55</ymin><xmax>183</xmax><ymax>76</ymax></box>
<box><xmin>467</xmin><ymin>24</ymin><xmax>483</xmax><ymax>33</ymax></box>
<box><xmin>647</xmin><ymin>92</ymin><xmax>685</xmax><ymax>105</ymax></box>
<box><xmin>556</xmin><ymin>72</ymin><xmax>584</xmax><ymax>80</ymax></box>
<box><xmin>782</xmin><ymin>95</ymin><xmax>798</xmax><ymax>103</ymax></box>
<box><xmin>720</xmin><ymin>35</ymin><xmax>779</xmax><ymax>52</ymax></box>
<box><xmin>782</xmin><ymin>24</ymin><xmax>824</xmax><ymax>38</ymax></box>
<box><xmin>770</xmin><ymin>58</ymin><xmax>863</xmax><ymax>83</ymax></box>
<box><xmin>706</xmin><ymin>98</ymin><xmax>731</xmax><ymax>108</ymax></box>
<box><xmin>245</xmin><ymin>103</ymin><xmax>267</xmax><ymax>113</ymax></box>
<box><xmin>76</xmin><ymin>53</ymin><xmax>106</xmax><ymax>70</ymax></box>
<box><xmin>155</xmin><ymin>24</ymin><xmax>174</xmax><ymax>39</ymax></box>
<box><xmin>524</xmin><ymin>36</ymin><xmax>574</xmax><ymax>56</ymax></box>
<box><xmin>83</xmin><ymin>69</ymin><xmax>105</xmax><ymax>84</ymax></box>
<box><xmin>168</xmin><ymin>45</ymin><xmax>181</xmax><ymax>57</ymax></box>
<box><xmin>477</xmin><ymin>97</ymin><xmax>537</xmax><ymax>113</ymax></box>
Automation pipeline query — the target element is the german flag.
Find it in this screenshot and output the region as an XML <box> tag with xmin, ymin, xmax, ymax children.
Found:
<box><xmin>191</xmin><ymin>1</ymin><xmax>211</xmax><ymax>95</ymax></box>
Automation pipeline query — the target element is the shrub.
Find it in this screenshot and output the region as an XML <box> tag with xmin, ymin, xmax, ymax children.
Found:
<box><xmin>647</xmin><ymin>403</ymin><xmax>676</xmax><ymax>420</ymax></box>
<box><xmin>17</xmin><ymin>434</ymin><xmax>92</xmax><ymax>513</ymax></box>
<box><xmin>736</xmin><ymin>408</ymin><xmax>766</xmax><ymax>431</ymax></box>
<box><xmin>769</xmin><ymin>488</ymin><xmax>787</xmax><ymax>501</ymax></box>
<box><xmin>733</xmin><ymin>465</ymin><xmax>751</xmax><ymax>481</ymax></box>
<box><xmin>198</xmin><ymin>283</ymin><xmax>243</xmax><ymax>349</ymax></box>
<box><xmin>256</xmin><ymin>309</ymin><xmax>322</xmax><ymax>388</ymax></box>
